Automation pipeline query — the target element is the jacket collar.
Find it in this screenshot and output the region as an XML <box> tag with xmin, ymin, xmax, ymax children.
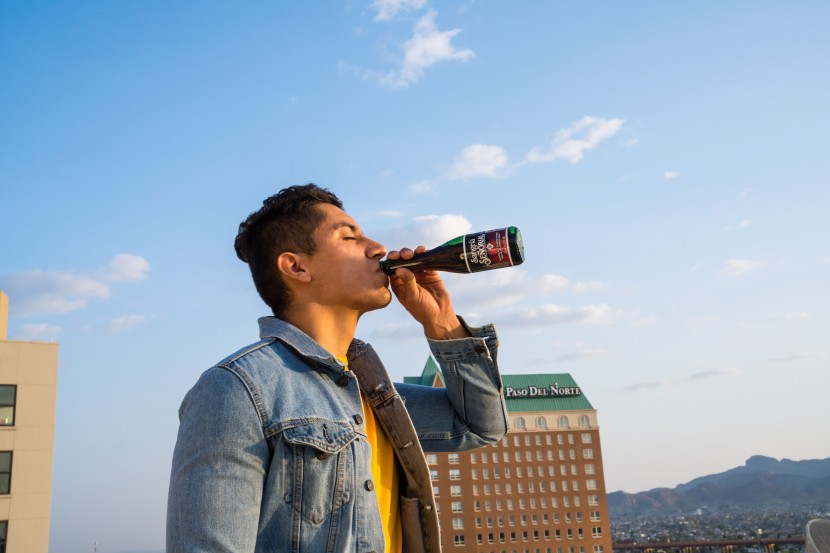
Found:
<box><xmin>258</xmin><ymin>316</ymin><xmax>354</xmax><ymax>371</ymax></box>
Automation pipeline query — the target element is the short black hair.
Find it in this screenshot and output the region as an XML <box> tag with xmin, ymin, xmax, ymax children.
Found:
<box><xmin>235</xmin><ymin>184</ymin><xmax>343</xmax><ymax>316</ymax></box>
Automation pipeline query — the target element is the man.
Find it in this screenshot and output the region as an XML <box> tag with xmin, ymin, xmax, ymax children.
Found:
<box><xmin>167</xmin><ymin>184</ymin><xmax>508</xmax><ymax>553</ymax></box>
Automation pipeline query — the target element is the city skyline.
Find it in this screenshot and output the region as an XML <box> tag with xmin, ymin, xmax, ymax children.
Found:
<box><xmin>1</xmin><ymin>2</ymin><xmax>829</xmax><ymax>552</ymax></box>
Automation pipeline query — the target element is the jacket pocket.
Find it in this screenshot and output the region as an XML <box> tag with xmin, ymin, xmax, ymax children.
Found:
<box><xmin>282</xmin><ymin>421</ymin><xmax>357</xmax><ymax>525</ymax></box>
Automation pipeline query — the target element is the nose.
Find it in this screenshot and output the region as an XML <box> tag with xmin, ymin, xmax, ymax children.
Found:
<box><xmin>366</xmin><ymin>238</ymin><xmax>386</xmax><ymax>260</ymax></box>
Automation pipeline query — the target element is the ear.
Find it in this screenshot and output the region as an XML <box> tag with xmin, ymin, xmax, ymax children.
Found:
<box><xmin>277</xmin><ymin>252</ymin><xmax>312</xmax><ymax>284</ymax></box>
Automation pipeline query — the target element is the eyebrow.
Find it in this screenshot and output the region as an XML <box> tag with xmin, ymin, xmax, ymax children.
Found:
<box><xmin>332</xmin><ymin>222</ymin><xmax>360</xmax><ymax>233</ymax></box>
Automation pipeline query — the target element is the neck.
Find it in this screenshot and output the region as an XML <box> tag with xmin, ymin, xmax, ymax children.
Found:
<box><xmin>281</xmin><ymin>302</ymin><xmax>360</xmax><ymax>358</ymax></box>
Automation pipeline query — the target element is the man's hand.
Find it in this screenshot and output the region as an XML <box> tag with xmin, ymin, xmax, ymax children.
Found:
<box><xmin>387</xmin><ymin>246</ymin><xmax>471</xmax><ymax>340</ymax></box>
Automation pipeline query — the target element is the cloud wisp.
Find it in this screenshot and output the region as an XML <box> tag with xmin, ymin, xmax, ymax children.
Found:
<box><xmin>446</xmin><ymin>117</ymin><xmax>624</xmax><ymax>181</ymax></box>
<box><xmin>0</xmin><ymin>254</ymin><xmax>151</xmax><ymax>317</ymax></box>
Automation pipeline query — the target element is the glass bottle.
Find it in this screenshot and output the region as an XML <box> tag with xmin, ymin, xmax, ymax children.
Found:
<box><xmin>380</xmin><ymin>226</ymin><xmax>524</xmax><ymax>275</ymax></box>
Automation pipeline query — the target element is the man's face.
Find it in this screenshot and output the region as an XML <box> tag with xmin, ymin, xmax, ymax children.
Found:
<box><xmin>302</xmin><ymin>203</ymin><xmax>392</xmax><ymax>315</ymax></box>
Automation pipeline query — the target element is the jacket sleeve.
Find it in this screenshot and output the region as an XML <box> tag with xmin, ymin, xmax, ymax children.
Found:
<box><xmin>167</xmin><ymin>367</ymin><xmax>269</xmax><ymax>553</ymax></box>
<box><xmin>397</xmin><ymin>320</ymin><xmax>508</xmax><ymax>452</ymax></box>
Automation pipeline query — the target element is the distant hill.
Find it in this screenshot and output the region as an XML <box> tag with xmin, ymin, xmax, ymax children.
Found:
<box><xmin>608</xmin><ymin>455</ymin><xmax>830</xmax><ymax>517</ymax></box>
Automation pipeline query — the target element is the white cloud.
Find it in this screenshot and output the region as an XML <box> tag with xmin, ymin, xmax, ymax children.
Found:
<box><xmin>376</xmin><ymin>210</ymin><xmax>404</xmax><ymax>217</ymax></box>
<box><xmin>100</xmin><ymin>254</ymin><xmax>151</xmax><ymax>282</ymax></box>
<box><xmin>14</xmin><ymin>323</ymin><xmax>62</xmax><ymax>341</ymax></box>
<box><xmin>739</xmin><ymin>219</ymin><xmax>752</xmax><ymax>229</ymax></box>
<box><xmin>622</xmin><ymin>380</ymin><xmax>671</xmax><ymax>392</ymax></box>
<box><xmin>741</xmin><ymin>187</ymin><xmax>752</xmax><ymax>198</ymax></box>
<box><xmin>540</xmin><ymin>274</ymin><xmax>570</xmax><ymax>292</ymax></box>
<box><xmin>553</xmin><ymin>347</ymin><xmax>610</xmax><ymax>363</ymax></box>
<box><xmin>508</xmin><ymin>303</ymin><xmax>613</xmax><ymax>327</ymax></box>
<box><xmin>723</xmin><ymin>258</ymin><xmax>762</xmax><ymax>276</ymax></box>
<box><xmin>688</xmin><ymin>367</ymin><xmax>740</xmax><ymax>380</ymax></box>
<box><xmin>383</xmin><ymin>214</ymin><xmax>473</xmax><ymax>250</ymax></box>
<box><xmin>0</xmin><ymin>270</ymin><xmax>110</xmax><ymax>317</ymax></box>
<box><xmin>108</xmin><ymin>315</ymin><xmax>147</xmax><ymax>334</ymax></box>
<box><xmin>380</xmin><ymin>10</ymin><xmax>474</xmax><ymax>89</ymax></box>
<box><xmin>573</xmin><ymin>280</ymin><xmax>607</xmax><ymax>293</ymax></box>
<box><xmin>409</xmin><ymin>179</ymin><xmax>436</xmax><ymax>194</ymax></box>
<box><xmin>771</xmin><ymin>352</ymin><xmax>825</xmax><ymax>363</ymax></box>
<box><xmin>372</xmin><ymin>0</ymin><xmax>428</xmax><ymax>21</ymax></box>
<box><xmin>446</xmin><ymin>144</ymin><xmax>509</xmax><ymax>180</ymax></box>
<box><xmin>663</xmin><ymin>171</ymin><xmax>680</xmax><ymax>180</ymax></box>
<box><xmin>523</xmin><ymin>116</ymin><xmax>624</xmax><ymax>165</ymax></box>
<box><xmin>0</xmin><ymin>254</ymin><xmax>151</xmax><ymax>317</ymax></box>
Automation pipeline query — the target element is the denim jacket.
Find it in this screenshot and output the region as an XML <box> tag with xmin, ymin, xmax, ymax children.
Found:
<box><xmin>167</xmin><ymin>317</ymin><xmax>508</xmax><ymax>553</ymax></box>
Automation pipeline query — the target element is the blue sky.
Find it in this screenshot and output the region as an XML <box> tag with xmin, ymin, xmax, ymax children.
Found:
<box><xmin>1</xmin><ymin>1</ymin><xmax>829</xmax><ymax>551</ymax></box>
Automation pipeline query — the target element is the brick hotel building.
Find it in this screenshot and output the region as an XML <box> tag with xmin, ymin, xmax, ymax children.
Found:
<box><xmin>404</xmin><ymin>359</ymin><xmax>612</xmax><ymax>553</ymax></box>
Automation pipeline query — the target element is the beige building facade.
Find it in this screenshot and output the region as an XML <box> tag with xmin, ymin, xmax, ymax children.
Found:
<box><xmin>0</xmin><ymin>291</ymin><xmax>58</xmax><ymax>552</ymax></box>
<box><xmin>405</xmin><ymin>360</ymin><xmax>613</xmax><ymax>553</ymax></box>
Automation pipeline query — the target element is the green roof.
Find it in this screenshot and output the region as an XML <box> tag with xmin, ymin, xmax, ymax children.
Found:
<box><xmin>501</xmin><ymin>373</ymin><xmax>594</xmax><ymax>412</ymax></box>
<box><xmin>405</xmin><ymin>359</ymin><xmax>593</xmax><ymax>413</ymax></box>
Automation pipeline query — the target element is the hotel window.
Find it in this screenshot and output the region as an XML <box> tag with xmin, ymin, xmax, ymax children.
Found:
<box><xmin>562</xmin><ymin>481</ymin><xmax>568</xmax><ymax>492</ymax></box>
<box><xmin>514</xmin><ymin>435</ymin><xmax>521</xmax><ymax>446</ymax></box>
<box><xmin>496</xmin><ymin>498</ymin><xmax>503</xmax><ymax>509</ymax></box>
<box><xmin>498</xmin><ymin>515</ymin><xmax>504</xmax><ymax>526</ymax></box>
<box><xmin>569</xmin><ymin>449</ymin><xmax>576</xmax><ymax>460</ymax></box>
<box><xmin>452</xmin><ymin>501</ymin><xmax>463</xmax><ymax>512</ymax></box>
<box><xmin>475</xmin><ymin>501</ymin><xmax>481</xmax><ymax>511</ymax></box>
<box><xmin>568</xmin><ymin>434</ymin><xmax>575</xmax><ymax>444</ymax></box>
<box><xmin>500</xmin><ymin>531</ymin><xmax>506</xmax><ymax>543</ymax></box>
<box><xmin>571</xmin><ymin>464</ymin><xmax>578</xmax><ymax>475</ymax></box>
<box><xmin>581</xmin><ymin>433</ymin><xmax>592</xmax><ymax>444</ymax></box>
<box><xmin>548</xmin><ymin>466</ymin><xmax>555</xmax><ymax>476</ymax></box>
<box><xmin>586</xmin><ymin>479</ymin><xmax>597</xmax><ymax>490</ymax></box>
<box><xmin>528</xmin><ymin>482</ymin><xmax>535</xmax><ymax>492</ymax></box>
<box><xmin>483</xmin><ymin>469</ymin><xmax>489</xmax><ymax>479</ymax></box>
<box><xmin>560</xmin><ymin>465</ymin><xmax>567</xmax><ymax>476</ymax></box>
<box><xmin>487</xmin><ymin>516</ymin><xmax>493</xmax><ymax>526</ymax></box>
<box><xmin>554</xmin><ymin>514</ymin><xmax>560</xmax><ymax>524</ymax></box>
<box><xmin>534</xmin><ymin>530</ymin><xmax>540</xmax><ymax>541</ymax></box>
<box><xmin>590</xmin><ymin>511</ymin><xmax>600</xmax><ymax>521</ymax></box>
<box><xmin>567</xmin><ymin>529</ymin><xmax>573</xmax><ymax>539</ymax></box>
<box><xmin>448</xmin><ymin>453</ymin><xmax>460</xmax><ymax>464</ymax></box>
<box><xmin>485</xmin><ymin>500</ymin><xmax>492</xmax><ymax>511</ymax></box>
<box><xmin>0</xmin><ymin>521</ymin><xmax>6</xmax><ymax>553</ymax></box>
<box><xmin>532</xmin><ymin>514</ymin><xmax>539</xmax><ymax>524</ymax></box>
<box><xmin>559</xmin><ymin>451</ymin><xmax>565</xmax><ymax>461</ymax></box>
<box><xmin>488</xmin><ymin>532</ymin><xmax>494</xmax><ymax>543</ymax></box>
<box><xmin>576</xmin><ymin>512</ymin><xmax>583</xmax><ymax>523</ymax></box>
<box><xmin>494</xmin><ymin>468</ymin><xmax>501</xmax><ymax>478</ymax></box>
<box><xmin>545</xmin><ymin>529</ymin><xmax>551</xmax><ymax>540</ymax></box>
<box><xmin>507</xmin><ymin>499</ymin><xmax>514</xmax><ymax>510</ymax></box>
<box><xmin>585</xmin><ymin>463</ymin><xmax>595</xmax><ymax>474</ymax></box>
<box><xmin>505</xmin><ymin>467</ymin><xmax>511</xmax><ymax>477</ymax></box>
<box><xmin>517</xmin><ymin>467</ymin><xmax>523</xmax><ymax>477</ymax></box>
<box><xmin>433</xmin><ymin>486</ymin><xmax>440</xmax><ymax>496</ymax></box>
<box><xmin>515</xmin><ymin>417</ymin><xmax>527</xmax><ymax>430</ymax></box>
<box><xmin>472</xmin><ymin>469</ymin><xmax>478</xmax><ymax>479</ymax></box>
<box><xmin>431</xmin><ymin>470</ymin><xmax>439</xmax><ymax>481</ymax></box>
<box><xmin>476</xmin><ymin>533</ymin><xmax>483</xmax><ymax>544</ymax></box>
<box><xmin>551</xmin><ymin>497</ymin><xmax>559</xmax><ymax>508</ymax></box>
<box><xmin>481</xmin><ymin>452</ymin><xmax>488</xmax><ymax>463</ymax></box>
<box><xmin>503</xmin><ymin>451</ymin><xmax>510</xmax><ymax>462</ymax></box>
<box><xmin>578</xmin><ymin>528</ymin><xmax>584</xmax><ymax>539</ymax></box>
<box><xmin>506</xmin><ymin>483</ymin><xmax>513</xmax><ymax>493</ymax></box>
<box><xmin>524</xmin><ymin>435</ymin><xmax>531</xmax><ymax>446</ymax></box>
<box><xmin>517</xmin><ymin>483</ymin><xmax>525</xmax><ymax>493</ymax></box>
<box><xmin>515</xmin><ymin>451</ymin><xmax>522</xmax><ymax>462</ymax></box>
<box><xmin>453</xmin><ymin>535</ymin><xmax>465</xmax><ymax>546</ymax></box>
<box><xmin>574</xmin><ymin>496</ymin><xmax>581</xmax><ymax>506</ymax></box>
<box><xmin>525</xmin><ymin>451</ymin><xmax>532</xmax><ymax>461</ymax></box>
<box><xmin>547</xmin><ymin>450</ymin><xmax>554</xmax><ymax>461</ymax></box>
<box><xmin>519</xmin><ymin>499</ymin><xmax>526</xmax><ymax>509</ymax></box>
<box><xmin>557</xmin><ymin>434</ymin><xmax>564</xmax><ymax>445</ymax></box>
<box><xmin>530</xmin><ymin>498</ymin><xmax>537</xmax><ymax>508</ymax></box>
<box><xmin>555</xmin><ymin>529</ymin><xmax>561</xmax><ymax>540</ymax></box>
<box><xmin>558</xmin><ymin>416</ymin><xmax>569</xmax><ymax>429</ymax></box>
<box><xmin>536</xmin><ymin>417</ymin><xmax>547</xmax><ymax>429</ymax></box>
<box><xmin>579</xmin><ymin>415</ymin><xmax>591</xmax><ymax>428</ymax></box>
<box><xmin>452</xmin><ymin>518</ymin><xmax>464</xmax><ymax>529</ymax></box>
<box><xmin>588</xmin><ymin>495</ymin><xmax>599</xmax><ymax>506</ymax></box>
<box><xmin>492</xmin><ymin>451</ymin><xmax>500</xmax><ymax>463</ymax></box>
<box><xmin>583</xmin><ymin>448</ymin><xmax>594</xmax><ymax>459</ymax></box>
<box><xmin>495</xmin><ymin>484</ymin><xmax>502</xmax><ymax>494</ymax></box>
<box><xmin>0</xmin><ymin>387</ymin><xmax>15</xmax><ymax>426</ymax></box>
<box><xmin>484</xmin><ymin>484</ymin><xmax>491</xmax><ymax>495</ymax></box>
<box><xmin>511</xmin><ymin>531</ymin><xmax>517</xmax><ymax>543</ymax></box>
<box><xmin>473</xmin><ymin>485</ymin><xmax>479</xmax><ymax>495</ymax></box>
<box><xmin>563</xmin><ymin>497</ymin><xmax>570</xmax><ymax>507</ymax></box>
<box><xmin>450</xmin><ymin>469</ymin><xmax>461</xmax><ymax>480</ymax></box>
<box><xmin>451</xmin><ymin>485</ymin><xmax>462</xmax><ymax>496</ymax></box>
<box><xmin>539</xmin><ymin>482</ymin><xmax>546</xmax><ymax>492</ymax></box>
<box><xmin>538</xmin><ymin>466</ymin><xmax>545</xmax><ymax>476</ymax></box>
<box><xmin>572</xmin><ymin>480</ymin><xmax>579</xmax><ymax>491</ymax></box>
<box><xmin>426</xmin><ymin>454</ymin><xmax>438</xmax><ymax>464</ymax></box>
<box><xmin>0</xmin><ymin>453</ymin><xmax>10</xmax><ymax>494</ymax></box>
<box><xmin>522</xmin><ymin>531</ymin><xmax>529</xmax><ymax>541</ymax></box>
<box><xmin>471</xmin><ymin>453</ymin><xmax>478</xmax><ymax>463</ymax></box>
<box><xmin>541</xmin><ymin>498</ymin><xmax>548</xmax><ymax>508</ymax></box>
<box><xmin>594</xmin><ymin>546</ymin><xmax>604</xmax><ymax>553</ymax></box>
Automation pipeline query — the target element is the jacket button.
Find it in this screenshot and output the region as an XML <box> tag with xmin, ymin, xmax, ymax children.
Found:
<box><xmin>317</xmin><ymin>451</ymin><xmax>330</xmax><ymax>460</ymax></box>
<box><xmin>353</xmin><ymin>414</ymin><xmax>364</xmax><ymax>425</ymax></box>
<box><xmin>365</xmin><ymin>480</ymin><xmax>374</xmax><ymax>491</ymax></box>
<box><xmin>337</xmin><ymin>374</ymin><xmax>350</xmax><ymax>386</ymax></box>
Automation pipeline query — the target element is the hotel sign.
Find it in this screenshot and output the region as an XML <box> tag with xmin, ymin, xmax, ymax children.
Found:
<box><xmin>505</xmin><ymin>384</ymin><xmax>582</xmax><ymax>398</ymax></box>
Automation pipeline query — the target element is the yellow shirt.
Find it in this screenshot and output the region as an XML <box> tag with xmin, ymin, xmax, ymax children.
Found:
<box><xmin>340</xmin><ymin>358</ymin><xmax>402</xmax><ymax>553</ymax></box>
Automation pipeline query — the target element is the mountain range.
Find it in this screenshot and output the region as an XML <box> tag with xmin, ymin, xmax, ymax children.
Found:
<box><xmin>607</xmin><ymin>455</ymin><xmax>830</xmax><ymax>517</ymax></box>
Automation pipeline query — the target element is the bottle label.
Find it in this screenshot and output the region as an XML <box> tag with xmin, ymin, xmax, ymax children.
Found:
<box><xmin>464</xmin><ymin>228</ymin><xmax>515</xmax><ymax>272</ymax></box>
